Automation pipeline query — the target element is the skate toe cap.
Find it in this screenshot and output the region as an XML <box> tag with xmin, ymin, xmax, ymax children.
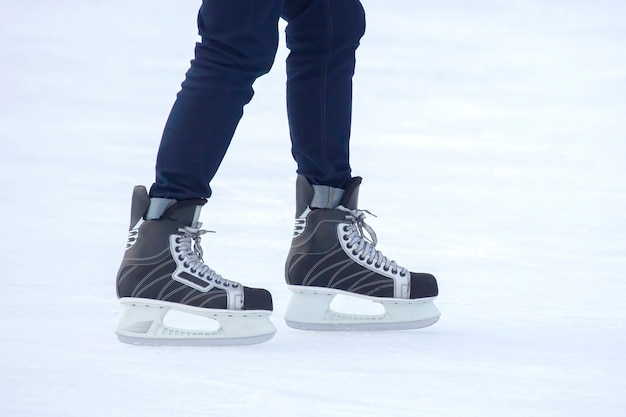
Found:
<box><xmin>410</xmin><ymin>272</ymin><xmax>439</xmax><ymax>298</ymax></box>
<box><xmin>243</xmin><ymin>287</ymin><xmax>273</xmax><ymax>311</ymax></box>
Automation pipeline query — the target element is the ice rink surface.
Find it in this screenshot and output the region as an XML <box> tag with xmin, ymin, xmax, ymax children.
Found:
<box><xmin>1</xmin><ymin>1</ymin><xmax>624</xmax><ymax>416</ymax></box>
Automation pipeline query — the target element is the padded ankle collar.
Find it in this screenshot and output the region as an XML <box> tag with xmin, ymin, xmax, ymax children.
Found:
<box><xmin>295</xmin><ymin>175</ymin><xmax>362</xmax><ymax>216</ymax></box>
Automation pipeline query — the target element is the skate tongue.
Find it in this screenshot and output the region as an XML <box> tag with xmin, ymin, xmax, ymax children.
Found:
<box><xmin>339</xmin><ymin>177</ymin><xmax>362</xmax><ymax>210</ymax></box>
<box><xmin>159</xmin><ymin>198</ymin><xmax>206</xmax><ymax>226</ymax></box>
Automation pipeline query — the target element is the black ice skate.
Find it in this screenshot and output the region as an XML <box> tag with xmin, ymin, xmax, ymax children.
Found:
<box><xmin>284</xmin><ymin>176</ymin><xmax>440</xmax><ymax>330</ymax></box>
<box><xmin>115</xmin><ymin>186</ymin><xmax>276</xmax><ymax>345</ymax></box>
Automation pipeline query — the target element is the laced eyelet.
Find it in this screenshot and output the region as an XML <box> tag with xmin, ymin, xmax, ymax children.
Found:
<box><xmin>342</xmin><ymin>226</ymin><xmax>348</xmax><ymax>232</ymax></box>
<box><xmin>183</xmin><ymin>262</ymin><xmax>190</xmax><ymax>268</ymax></box>
<box><xmin>367</xmin><ymin>260</ymin><xmax>373</xmax><ymax>265</ymax></box>
<box><xmin>352</xmin><ymin>250</ymin><xmax>358</xmax><ymax>256</ymax></box>
<box><xmin>400</xmin><ymin>271</ymin><xmax>407</xmax><ymax>277</ymax></box>
<box><xmin>391</xmin><ymin>269</ymin><xmax>397</xmax><ymax>274</ymax></box>
<box><xmin>175</xmin><ymin>238</ymin><xmax>181</xmax><ymax>243</ymax></box>
<box><xmin>190</xmin><ymin>268</ymin><xmax>197</xmax><ymax>273</ymax></box>
<box><xmin>383</xmin><ymin>266</ymin><xmax>389</xmax><ymax>272</ymax></box>
<box><xmin>178</xmin><ymin>255</ymin><xmax>184</xmax><ymax>261</ymax></box>
<box><xmin>346</xmin><ymin>244</ymin><xmax>353</xmax><ymax>249</ymax></box>
<box><xmin>359</xmin><ymin>256</ymin><xmax>365</xmax><ymax>261</ymax></box>
<box><xmin>175</xmin><ymin>247</ymin><xmax>180</xmax><ymax>253</ymax></box>
<box><xmin>343</xmin><ymin>236</ymin><xmax>349</xmax><ymax>241</ymax></box>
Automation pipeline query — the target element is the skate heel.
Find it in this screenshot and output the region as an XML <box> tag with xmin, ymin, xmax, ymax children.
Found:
<box><xmin>285</xmin><ymin>286</ymin><xmax>440</xmax><ymax>331</ymax></box>
<box><xmin>116</xmin><ymin>298</ymin><xmax>276</xmax><ymax>346</ymax></box>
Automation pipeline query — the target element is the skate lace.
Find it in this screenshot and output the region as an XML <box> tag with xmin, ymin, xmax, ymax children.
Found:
<box><xmin>175</xmin><ymin>224</ymin><xmax>238</xmax><ymax>288</ymax></box>
<box><xmin>338</xmin><ymin>207</ymin><xmax>408</xmax><ymax>277</ymax></box>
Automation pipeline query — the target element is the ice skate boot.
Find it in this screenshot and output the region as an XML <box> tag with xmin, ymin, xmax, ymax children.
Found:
<box><xmin>285</xmin><ymin>176</ymin><xmax>440</xmax><ymax>330</ymax></box>
<box><xmin>115</xmin><ymin>186</ymin><xmax>276</xmax><ymax>345</ymax></box>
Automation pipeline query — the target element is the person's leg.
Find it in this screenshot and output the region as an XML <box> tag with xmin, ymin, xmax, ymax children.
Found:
<box><xmin>116</xmin><ymin>1</ymin><xmax>284</xmax><ymax>345</ymax></box>
<box><xmin>150</xmin><ymin>0</ymin><xmax>284</xmax><ymax>200</ymax></box>
<box><xmin>282</xmin><ymin>0</ymin><xmax>366</xmax><ymax>189</ymax></box>
<box><xmin>282</xmin><ymin>1</ymin><xmax>440</xmax><ymax>331</ymax></box>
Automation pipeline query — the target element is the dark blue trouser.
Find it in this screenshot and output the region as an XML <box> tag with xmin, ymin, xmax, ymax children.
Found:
<box><xmin>149</xmin><ymin>0</ymin><xmax>366</xmax><ymax>200</ymax></box>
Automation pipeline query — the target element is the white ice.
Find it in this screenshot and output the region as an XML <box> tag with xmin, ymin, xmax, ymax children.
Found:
<box><xmin>1</xmin><ymin>1</ymin><xmax>625</xmax><ymax>416</ymax></box>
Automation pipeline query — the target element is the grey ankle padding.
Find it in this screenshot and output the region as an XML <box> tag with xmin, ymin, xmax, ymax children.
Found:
<box><xmin>145</xmin><ymin>198</ymin><xmax>175</xmax><ymax>220</ymax></box>
<box><xmin>310</xmin><ymin>185</ymin><xmax>345</xmax><ymax>209</ymax></box>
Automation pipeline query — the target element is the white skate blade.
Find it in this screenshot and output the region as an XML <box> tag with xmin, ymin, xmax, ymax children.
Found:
<box><xmin>285</xmin><ymin>286</ymin><xmax>440</xmax><ymax>331</ymax></box>
<box><xmin>116</xmin><ymin>298</ymin><xmax>276</xmax><ymax>346</ymax></box>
